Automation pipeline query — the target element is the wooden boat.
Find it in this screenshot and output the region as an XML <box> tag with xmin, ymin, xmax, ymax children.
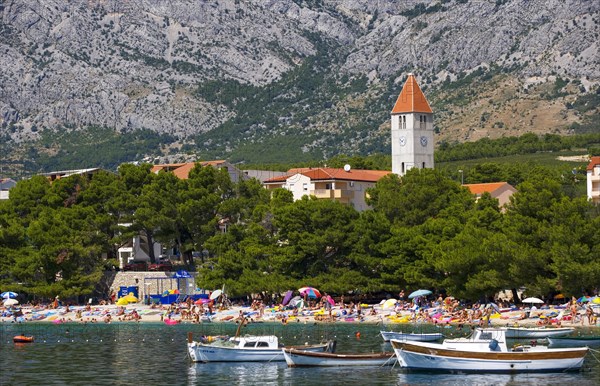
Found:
<box><xmin>503</xmin><ymin>326</ymin><xmax>575</xmax><ymax>339</ymax></box>
<box><xmin>187</xmin><ymin>332</ymin><xmax>335</xmax><ymax>362</ymax></box>
<box><xmin>13</xmin><ymin>335</ymin><xmax>34</xmax><ymax>343</ymax></box>
<box><xmin>282</xmin><ymin>348</ymin><xmax>396</xmax><ymax>367</ymax></box>
<box><xmin>547</xmin><ymin>336</ymin><xmax>600</xmax><ymax>348</ymax></box>
<box><xmin>380</xmin><ymin>330</ymin><xmax>443</xmax><ymax>342</ymax></box>
<box><xmin>391</xmin><ymin>328</ymin><xmax>588</xmax><ymax>373</ymax></box>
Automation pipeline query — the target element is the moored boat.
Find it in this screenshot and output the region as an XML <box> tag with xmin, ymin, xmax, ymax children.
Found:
<box><xmin>187</xmin><ymin>332</ymin><xmax>335</xmax><ymax>362</ymax></box>
<box><xmin>282</xmin><ymin>348</ymin><xmax>396</xmax><ymax>367</ymax></box>
<box><xmin>503</xmin><ymin>326</ymin><xmax>575</xmax><ymax>339</ymax></box>
<box><xmin>391</xmin><ymin>328</ymin><xmax>588</xmax><ymax>373</ymax></box>
<box><xmin>380</xmin><ymin>331</ymin><xmax>443</xmax><ymax>342</ymax></box>
<box><xmin>547</xmin><ymin>336</ymin><xmax>600</xmax><ymax>348</ymax></box>
<box><xmin>13</xmin><ymin>335</ymin><xmax>34</xmax><ymax>343</ymax></box>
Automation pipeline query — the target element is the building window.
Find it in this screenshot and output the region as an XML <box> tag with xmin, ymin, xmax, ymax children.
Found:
<box><xmin>303</xmin><ymin>183</ymin><xmax>308</xmax><ymax>191</ymax></box>
<box><xmin>402</xmin><ymin>162</ymin><xmax>405</xmax><ymax>174</ymax></box>
<box><xmin>325</xmin><ymin>183</ymin><xmax>332</xmax><ymax>190</ymax></box>
<box><xmin>422</xmin><ymin>162</ymin><xmax>426</xmax><ymax>169</ymax></box>
<box><xmin>402</xmin><ymin>116</ymin><xmax>406</xmax><ymax>129</ymax></box>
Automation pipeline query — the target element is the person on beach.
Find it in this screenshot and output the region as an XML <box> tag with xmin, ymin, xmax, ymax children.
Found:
<box><xmin>570</xmin><ymin>301</ymin><xmax>578</xmax><ymax>324</ymax></box>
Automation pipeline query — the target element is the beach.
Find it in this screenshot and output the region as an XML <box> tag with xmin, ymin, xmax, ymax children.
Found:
<box><xmin>2</xmin><ymin>301</ymin><xmax>597</xmax><ymax>328</ymax></box>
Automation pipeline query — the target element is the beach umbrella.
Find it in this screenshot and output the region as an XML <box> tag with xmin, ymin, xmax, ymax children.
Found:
<box><xmin>1</xmin><ymin>291</ymin><xmax>18</xmax><ymax>299</ymax></box>
<box><xmin>408</xmin><ymin>289</ymin><xmax>432</xmax><ymax>299</ymax></box>
<box><xmin>486</xmin><ymin>303</ymin><xmax>500</xmax><ymax>313</ymax></box>
<box><xmin>210</xmin><ymin>289</ymin><xmax>222</xmax><ymax>300</ymax></box>
<box><xmin>298</xmin><ymin>287</ymin><xmax>321</xmax><ymax>298</ymax></box>
<box><xmin>124</xmin><ymin>293</ymin><xmax>138</xmax><ymax>303</ymax></box>
<box><xmin>577</xmin><ymin>296</ymin><xmax>590</xmax><ymax>303</ymax></box>
<box><xmin>282</xmin><ymin>290</ymin><xmax>293</xmax><ymax>306</ymax></box>
<box><xmin>554</xmin><ymin>293</ymin><xmax>565</xmax><ymax>300</ymax></box>
<box><xmin>289</xmin><ymin>296</ymin><xmax>304</xmax><ymax>308</ymax></box>
<box><xmin>326</xmin><ymin>295</ymin><xmax>335</xmax><ymax>306</ymax></box>
<box><xmin>3</xmin><ymin>298</ymin><xmax>19</xmax><ymax>306</ymax></box>
<box><xmin>382</xmin><ymin>298</ymin><xmax>397</xmax><ymax>310</ymax></box>
<box><xmin>522</xmin><ymin>297</ymin><xmax>544</xmax><ymax>305</ymax></box>
<box><xmin>592</xmin><ymin>297</ymin><xmax>600</xmax><ymax>304</ymax></box>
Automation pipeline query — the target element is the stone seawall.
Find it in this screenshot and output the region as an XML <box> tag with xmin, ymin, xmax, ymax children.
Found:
<box><xmin>105</xmin><ymin>271</ymin><xmax>198</xmax><ymax>300</ymax></box>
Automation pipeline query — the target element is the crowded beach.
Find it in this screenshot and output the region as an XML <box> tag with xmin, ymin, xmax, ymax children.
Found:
<box><xmin>2</xmin><ymin>290</ymin><xmax>599</xmax><ymax>328</ymax></box>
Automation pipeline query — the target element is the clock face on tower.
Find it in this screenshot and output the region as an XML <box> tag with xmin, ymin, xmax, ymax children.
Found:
<box><xmin>420</xmin><ymin>136</ymin><xmax>428</xmax><ymax>147</ymax></box>
<box><xmin>399</xmin><ymin>136</ymin><xmax>406</xmax><ymax>146</ymax></box>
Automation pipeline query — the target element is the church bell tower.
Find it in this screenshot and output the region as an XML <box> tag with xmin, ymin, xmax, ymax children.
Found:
<box><xmin>390</xmin><ymin>73</ymin><xmax>434</xmax><ymax>176</ymax></box>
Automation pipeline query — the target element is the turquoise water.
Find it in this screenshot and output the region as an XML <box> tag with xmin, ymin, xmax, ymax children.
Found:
<box><xmin>1</xmin><ymin>322</ymin><xmax>599</xmax><ymax>385</ymax></box>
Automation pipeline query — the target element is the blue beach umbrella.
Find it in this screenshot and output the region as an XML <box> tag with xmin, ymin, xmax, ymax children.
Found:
<box><xmin>1</xmin><ymin>291</ymin><xmax>18</xmax><ymax>299</ymax></box>
<box><xmin>408</xmin><ymin>289</ymin><xmax>432</xmax><ymax>299</ymax></box>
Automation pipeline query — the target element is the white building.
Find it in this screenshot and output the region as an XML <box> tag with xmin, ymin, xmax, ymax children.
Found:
<box><xmin>587</xmin><ymin>156</ymin><xmax>600</xmax><ymax>204</ymax></box>
<box><xmin>390</xmin><ymin>73</ymin><xmax>435</xmax><ymax>176</ymax></box>
<box><xmin>263</xmin><ymin>167</ymin><xmax>391</xmax><ymax>212</ymax></box>
<box><xmin>0</xmin><ymin>178</ymin><xmax>17</xmax><ymax>200</ymax></box>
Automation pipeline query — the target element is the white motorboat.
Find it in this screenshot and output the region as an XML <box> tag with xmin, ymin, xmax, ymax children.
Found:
<box><xmin>380</xmin><ymin>331</ymin><xmax>443</xmax><ymax>342</ymax></box>
<box><xmin>282</xmin><ymin>348</ymin><xmax>396</xmax><ymax>367</ymax></box>
<box><xmin>391</xmin><ymin>328</ymin><xmax>588</xmax><ymax>373</ymax></box>
<box><xmin>503</xmin><ymin>326</ymin><xmax>575</xmax><ymax>339</ymax></box>
<box><xmin>187</xmin><ymin>333</ymin><xmax>334</xmax><ymax>362</ymax></box>
<box><xmin>547</xmin><ymin>336</ymin><xmax>600</xmax><ymax>348</ymax></box>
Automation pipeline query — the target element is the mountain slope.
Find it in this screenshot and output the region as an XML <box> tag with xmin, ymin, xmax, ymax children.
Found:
<box><xmin>0</xmin><ymin>0</ymin><xmax>598</xmax><ymax>174</ymax></box>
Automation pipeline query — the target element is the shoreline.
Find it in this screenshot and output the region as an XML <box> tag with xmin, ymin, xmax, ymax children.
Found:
<box><xmin>2</xmin><ymin>302</ymin><xmax>598</xmax><ymax>328</ymax></box>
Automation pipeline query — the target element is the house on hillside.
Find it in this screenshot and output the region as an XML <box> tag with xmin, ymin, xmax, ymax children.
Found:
<box><xmin>587</xmin><ymin>156</ymin><xmax>600</xmax><ymax>204</ymax></box>
<box><xmin>263</xmin><ymin>167</ymin><xmax>391</xmax><ymax>212</ymax></box>
<box><xmin>151</xmin><ymin>160</ymin><xmax>246</xmax><ymax>183</ymax></box>
<box><xmin>463</xmin><ymin>182</ymin><xmax>517</xmax><ymax>211</ymax></box>
<box><xmin>0</xmin><ymin>178</ymin><xmax>17</xmax><ymax>200</ymax></box>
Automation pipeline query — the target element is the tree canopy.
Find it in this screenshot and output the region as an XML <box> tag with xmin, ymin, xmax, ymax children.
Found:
<box><xmin>1</xmin><ymin>161</ymin><xmax>598</xmax><ymax>303</ymax></box>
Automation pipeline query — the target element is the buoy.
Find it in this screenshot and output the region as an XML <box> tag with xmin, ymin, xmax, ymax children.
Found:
<box><xmin>355</xmin><ymin>332</ymin><xmax>361</xmax><ymax>339</ymax></box>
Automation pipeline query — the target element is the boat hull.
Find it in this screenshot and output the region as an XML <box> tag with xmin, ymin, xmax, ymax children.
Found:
<box><xmin>392</xmin><ymin>340</ymin><xmax>588</xmax><ymax>373</ymax></box>
<box><xmin>547</xmin><ymin>337</ymin><xmax>600</xmax><ymax>348</ymax></box>
<box><xmin>188</xmin><ymin>342</ymin><xmax>331</xmax><ymax>363</ymax></box>
<box><xmin>283</xmin><ymin>349</ymin><xmax>396</xmax><ymax>367</ymax></box>
<box><xmin>380</xmin><ymin>331</ymin><xmax>443</xmax><ymax>342</ymax></box>
<box><xmin>503</xmin><ymin>327</ymin><xmax>574</xmax><ymax>339</ymax></box>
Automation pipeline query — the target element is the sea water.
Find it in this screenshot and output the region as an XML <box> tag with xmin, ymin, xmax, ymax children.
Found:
<box><xmin>1</xmin><ymin>322</ymin><xmax>599</xmax><ymax>385</ymax></box>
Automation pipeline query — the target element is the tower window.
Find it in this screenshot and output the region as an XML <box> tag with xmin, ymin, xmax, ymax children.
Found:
<box><xmin>402</xmin><ymin>162</ymin><xmax>405</xmax><ymax>174</ymax></box>
<box><xmin>402</xmin><ymin>116</ymin><xmax>406</xmax><ymax>129</ymax></box>
<box><xmin>422</xmin><ymin>162</ymin><xmax>426</xmax><ymax>169</ymax></box>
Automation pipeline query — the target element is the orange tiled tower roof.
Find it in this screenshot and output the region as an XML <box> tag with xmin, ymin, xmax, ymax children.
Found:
<box><xmin>391</xmin><ymin>73</ymin><xmax>433</xmax><ymax>114</ymax></box>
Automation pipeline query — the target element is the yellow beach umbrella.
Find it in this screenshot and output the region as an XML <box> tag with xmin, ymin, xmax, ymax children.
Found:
<box><xmin>116</xmin><ymin>297</ymin><xmax>129</xmax><ymax>305</ymax></box>
<box><xmin>124</xmin><ymin>293</ymin><xmax>138</xmax><ymax>303</ymax></box>
<box><xmin>382</xmin><ymin>299</ymin><xmax>397</xmax><ymax>310</ymax></box>
<box><xmin>592</xmin><ymin>296</ymin><xmax>600</xmax><ymax>304</ymax></box>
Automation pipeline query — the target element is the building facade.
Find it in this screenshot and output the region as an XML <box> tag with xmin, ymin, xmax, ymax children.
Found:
<box><xmin>463</xmin><ymin>182</ymin><xmax>517</xmax><ymax>211</ymax></box>
<box><xmin>587</xmin><ymin>156</ymin><xmax>600</xmax><ymax>204</ymax></box>
<box><xmin>263</xmin><ymin>167</ymin><xmax>391</xmax><ymax>212</ymax></box>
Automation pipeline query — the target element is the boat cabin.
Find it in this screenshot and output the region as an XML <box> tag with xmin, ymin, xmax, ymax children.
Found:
<box><xmin>444</xmin><ymin>328</ymin><xmax>509</xmax><ymax>352</ymax></box>
<box><xmin>230</xmin><ymin>335</ymin><xmax>280</xmax><ymax>349</ymax></box>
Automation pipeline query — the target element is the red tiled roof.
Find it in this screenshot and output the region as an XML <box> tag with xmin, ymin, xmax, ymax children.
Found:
<box><xmin>587</xmin><ymin>156</ymin><xmax>600</xmax><ymax>171</ymax></box>
<box><xmin>264</xmin><ymin>168</ymin><xmax>391</xmax><ymax>183</ymax></box>
<box><xmin>152</xmin><ymin>160</ymin><xmax>227</xmax><ymax>179</ymax></box>
<box><xmin>391</xmin><ymin>73</ymin><xmax>433</xmax><ymax>114</ymax></box>
<box><xmin>463</xmin><ymin>182</ymin><xmax>510</xmax><ymax>195</ymax></box>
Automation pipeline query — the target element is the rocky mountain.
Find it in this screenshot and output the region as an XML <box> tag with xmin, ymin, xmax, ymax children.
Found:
<box><xmin>0</xmin><ymin>0</ymin><xmax>598</xmax><ymax>174</ymax></box>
